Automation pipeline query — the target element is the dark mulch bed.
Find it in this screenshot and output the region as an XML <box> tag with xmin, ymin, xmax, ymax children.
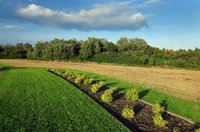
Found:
<box><xmin>49</xmin><ymin>70</ymin><xmax>199</xmax><ymax>132</ymax></box>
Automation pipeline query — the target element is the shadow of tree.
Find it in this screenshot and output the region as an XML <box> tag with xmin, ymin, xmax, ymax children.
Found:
<box><xmin>138</xmin><ymin>89</ymin><xmax>150</xmax><ymax>99</ymax></box>
<box><xmin>0</xmin><ymin>66</ymin><xmax>11</xmax><ymax>72</ymax></box>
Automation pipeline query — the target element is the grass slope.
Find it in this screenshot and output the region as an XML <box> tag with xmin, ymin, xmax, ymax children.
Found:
<box><xmin>63</xmin><ymin>69</ymin><xmax>200</xmax><ymax>124</ymax></box>
<box><xmin>0</xmin><ymin>68</ymin><xmax>129</xmax><ymax>131</ymax></box>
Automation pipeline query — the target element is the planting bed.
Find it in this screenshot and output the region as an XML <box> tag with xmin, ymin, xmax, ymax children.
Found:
<box><xmin>49</xmin><ymin>69</ymin><xmax>200</xmax><ymax>132</ymax></box>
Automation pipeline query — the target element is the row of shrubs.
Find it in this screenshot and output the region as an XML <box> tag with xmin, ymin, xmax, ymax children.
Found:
<box><xmin>50</xmin><ymin>69</ymin><xmax>168</xmax><ymax>127</ymax></box>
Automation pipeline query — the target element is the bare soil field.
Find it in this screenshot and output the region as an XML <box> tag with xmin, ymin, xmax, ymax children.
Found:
<box><xmin>0</xmin><ymin>59</ymin><xmax>200</xmax><ymax>102</ymax></box>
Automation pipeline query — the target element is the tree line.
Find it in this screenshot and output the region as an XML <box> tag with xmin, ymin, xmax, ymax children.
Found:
<box><xmin>0</xmin><ymin>37</ymin><xmax>200</xmax><ymax>69</ymax></box>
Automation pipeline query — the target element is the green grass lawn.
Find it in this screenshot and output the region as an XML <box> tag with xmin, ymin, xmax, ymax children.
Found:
<box><xmin>0</xmin><ymin>67</ymin><xmax>129</xmax><ymax>131</ymax></box>
<box><xmin>63</xmin><ymin>69</ymin><xmax>200</xmax><ymax>124</ymax></box>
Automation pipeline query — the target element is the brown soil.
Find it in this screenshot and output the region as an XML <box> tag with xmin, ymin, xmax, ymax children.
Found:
<box><xmin>49</xmin><ymin>70</ymin><xmax>199</xmax><ymax>132</ymax></box>
<box><xmin>0</xmin><ymin>59</ymin><xmax>200</xmax><ymax>102</ymax></box>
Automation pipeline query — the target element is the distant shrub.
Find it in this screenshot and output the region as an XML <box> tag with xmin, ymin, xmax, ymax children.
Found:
<box><xmin>121</xmin><ymin>107</ymin><xmax>134</xmax><ymax>119</ymax></box>
<box><xmin>125</xmin><ymin>89</ymin><xmax>139</xmax><ymax>102</ymax></box>
<box><xmin>74</xmin><ymin>75</ymin><xmax>85</xmax><ymax>84</ymax></box>
<box><xmin>91</xmin><ymin>81</ymin><xmax>105</xmax><ymax>93</ymax></box>
<box><xmin>83</xmin><ymin>78</ymin><xmax>95</xmax><ymax>85</ymax></box>
<box><xmin>101</xmin><ymin>88</ymin><xmax>115</xmax><ymax>103</ymax></box>
<box><xmin>152</xmin><ymin>103</ymin><xmax>164</xmax><ymax>115</ymax></box>
<box><xmin>153</xmin><ymin>114</ymin><xmax>167</xmax><ymax>127</ymax></box>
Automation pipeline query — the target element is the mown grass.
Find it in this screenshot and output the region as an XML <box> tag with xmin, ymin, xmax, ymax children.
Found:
<box><xmin>63</xmin><ymin>68</ymin><xmax>200</xmax><ymax>124</ymax></box>
<box><xmin>0</xmin><ymin>68</ymin><xmax>129</xmax><ymax>131</ymax></box>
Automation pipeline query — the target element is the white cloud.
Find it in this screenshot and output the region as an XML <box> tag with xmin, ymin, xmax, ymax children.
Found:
<box><xmin>16</xmin><ymin>3</ymin><xmax>148</xmax><ymax>31</ymax></box>
<box><xmin>139</xmin><ymin>0</ymin><xmax>162</xmax><ymax>8</ymax></box>
<box><xmin>0</xmin><ymin>24</ymin><xmax>22</xmax><ymax>29</ymax></box>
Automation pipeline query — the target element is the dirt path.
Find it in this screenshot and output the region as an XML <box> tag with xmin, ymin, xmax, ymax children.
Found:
<box><xmin>0</xmin><ymin>59</ymin><xmax>199</xmax><ymax>102</ymax></box>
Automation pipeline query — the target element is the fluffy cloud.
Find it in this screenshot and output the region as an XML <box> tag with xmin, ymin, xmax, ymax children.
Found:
<box><xmin>16</xmin><ymin>3</ymin><xmax>148</xmax><ymax>31</ymax></box>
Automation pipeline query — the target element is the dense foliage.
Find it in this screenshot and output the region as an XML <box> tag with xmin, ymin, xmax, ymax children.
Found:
<box><xmin>1</xmin><ymin>37</ymin><xmax>200</xmax><ymax>69</ymax></box>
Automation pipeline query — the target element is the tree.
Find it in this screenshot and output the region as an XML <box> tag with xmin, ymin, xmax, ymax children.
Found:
<box><xmin>3</xmin><ymin>44</ymin><xmax>16</xmax><ymax>58</ymax></box>
<box><xmin>116</xmin><ymin>37</ymin><xmax>129</xmax><ymax>52</ymax></box>
<box><xmin>80</xmin><ymin>40</ymin><xmax>93</xmax><ymax>60</ymax></box>
<box><xmin>33</xmin><ymin>41</ymin><xmax>46</xmax><ymax>59</ymax></box>
<box><xmin>0</xmin><ymin>45</ymin><xmax>4</xmax><ymax>58</ymax></box>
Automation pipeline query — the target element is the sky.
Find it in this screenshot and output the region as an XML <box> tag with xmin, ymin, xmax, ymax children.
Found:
<box><xmin>0</xmin><ymin>0</ymin><xmax>200</xmax><ymax>49</ymax></box>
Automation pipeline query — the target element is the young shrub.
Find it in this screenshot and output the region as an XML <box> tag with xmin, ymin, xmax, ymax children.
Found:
<box><xmin>98</xmin><ymin>81</ymin><xmax>105</xmax><ymax>87</ymax></box>
<box><xmin>152</xmin><ymin>103</ymin><xmax>164</xmax><ymax>115</ymax></box>
<box><xmin>101</xmin><ymin>88</ymin><xmax>115</xmax><ymax>103</ymax></box>
<box><xmin>153</xmin><ymin>114</ymin><xmax>167</xmax><ymax>127</ymax></box>
<box><xmin>83</xmin><ymin>78</ymin><xmax>95</xmax><ymax>85</ymax></box>
<box><xmin>67</xmin><ymin>74</ymin><xmax>76</xmax><ymax>80</ymax></box>
<box><xmin>125</xmin><ymin>89</ymin><xmax>139</xmax><ymax>102</ymax></box>
<box><xmin>121</xmin><ymin>106</ymin><xmax>134</xmax><ymax>119</ymax></box>
<box><xmin>74</xmin><ymin>75</ymin><xmax>85</xmax><ymax>84</ymax></box>
<box><xmin>91</xmin><ymin>81</ymin><xmax>105</xmax><ymax>93</ymax></box>
<box><xmin>91</xmin><ymin>83</ymin><xmax>100</xmax><ymax>93</ymax></box>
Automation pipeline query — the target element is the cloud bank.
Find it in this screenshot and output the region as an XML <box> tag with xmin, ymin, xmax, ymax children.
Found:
<box><xmin>16</xmin><ymin>3</ymin><xmax>148</xmax><ymax>31</ymax></box>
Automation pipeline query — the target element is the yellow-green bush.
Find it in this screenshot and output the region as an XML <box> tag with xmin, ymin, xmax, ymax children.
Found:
<box><xmin>91</xmin><ymin>81</ymin><xmax>105</xmax><ymax>93</ymax></box>
<box><xmin>83</xmin><ymin>78</ymin><xmax>95</xmax><ymax>85</ymax></box>
<box><xmin>121</xmin><ymin>107</ymin><xmax>134</xmax><ymax>119</ymax></box>
<box><xmin>74</xmin><ymin>75</ymin><xmax>85</xmax><ymax>84</ymax></box>
<box><xmin>152</xmin><ymin>103</ymin><xmax>167</xmax><ymax>127</ymax></box>
<box><xmin>153</xmin><ymin>114</ymin><xmax>167</xmax><ymax>127</ymax></box>
<box><xmin>152</xmin><ymin>103</ymin><xmax>164</xmax><ymax>115</ymax></box>
<box><xmin>125</xmin><ymin>89</ymin><xmax>139</xmax><ymax>102</ymax></box>
<box><xmin>101</xmin><ymin>88</ymin><xmax>115</xmax><ymax>103</ymax></box>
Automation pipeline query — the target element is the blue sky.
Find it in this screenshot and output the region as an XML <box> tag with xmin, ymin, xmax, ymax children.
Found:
<box><xmin>0</xmin><ymin>0</ymin><xmax>200</xmax><ymax>49</ymax></box>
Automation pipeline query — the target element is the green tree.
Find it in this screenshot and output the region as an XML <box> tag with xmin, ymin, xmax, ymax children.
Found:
<box><xmin>33</xmin><ymin>41</ymin><xmax>46</xmax><ymax>59</ymax></box>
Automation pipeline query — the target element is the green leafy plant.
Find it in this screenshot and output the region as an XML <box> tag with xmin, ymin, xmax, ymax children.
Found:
<box><xmin>91</xmin><ymin>81</ymin><xmax>105</xmax><ymax>93</ymax></box>
<box><xmin>153</xmin><ymin>114</ymin><xmax>167</xmax><ymax>127</ymax></box>
<box><xmin>125</xmin><ymin>89</ymin><xmax>139</xmax><ymax>102</ymax></box>
<box><xmin>83</xmin><ymin>78</ymin><xmax>95</xmax><ymax>85</ymax></box>
<box><xmin>152</xmin><ymin>103</ymin><xmax>164</xmax><ymax>115</ymax></box>
<box><xmin>121</xmin><ymin>106</ymin><xmax>134</xmax><ymax>119</ymax></box>
<box><xmin>101</xmin><ymin>88</ymin><xmax>115</xmax><ymax>103</ymax></box>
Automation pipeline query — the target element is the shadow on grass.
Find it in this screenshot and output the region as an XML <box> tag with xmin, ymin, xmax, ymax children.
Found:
<box><xmin>139</xmin><ymin>89</ymin><xmax>151</xmax><ymax>99</ymax></box>
<box><xmin>160</xmin><ymin>99</ymin><xmax>168</xmax><ymax>111</ymax></box>
<box><xmin>0</xmin><ymin>66</ymin><xmax>12</xmax><ymax>72</ymax></box>
<box><xmin>0</xmin><ymin>66</ymin><xmax>27</xmax><ymax>73</ymax></box>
